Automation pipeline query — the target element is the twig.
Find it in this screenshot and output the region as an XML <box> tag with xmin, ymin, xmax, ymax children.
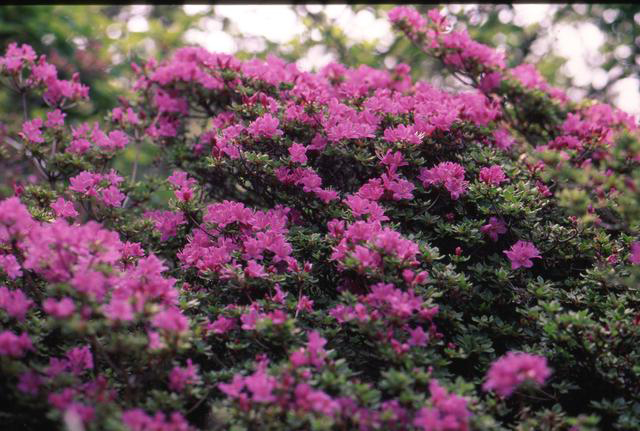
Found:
<box><xmin>21</xmin><ymin>91</ymin><xmax>28</xmax><ymax>122</ymax></box>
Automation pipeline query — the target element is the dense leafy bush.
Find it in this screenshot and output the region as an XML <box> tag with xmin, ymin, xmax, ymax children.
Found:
<box><xmin>1</xmin><ymin>6</ymin><xmax>640</xmax><ymax>431</ymax></box>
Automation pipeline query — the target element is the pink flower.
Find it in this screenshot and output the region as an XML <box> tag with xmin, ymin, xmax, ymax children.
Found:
<box><xmin>122</xmin><ymin>410</ymin><xmax>191</xmax><ymax>431</ymax></box>
<box><xmin>0</xmin><ymin>197</ymin><xmax>35</xmax><ymax>241</ymax></box>
<box><xmin>144</xmin><ymin>210</ymin><xmax>186</xmax><ymax>241</ymax></box>
<box><xmin>151</xmin><ymin>308</ymin><xmax>190</xmax><ymax>333</ymax></box>
<box><xmin>629</xmin><ymin>242</ymin><xmax>640</xmax><ymax>265</ymax></box>
<box><xmin>244</xmin><ymin>368</ymin><xmax>277</xmax><ymax>403</ymax></box>
<box><xmin>46</xmin><ymin>109</ymin><xmax>66</xmax><ymax>128</ymax></box>
<box><xmin>167</xmin><ymin>170</ymin><xmax>197</xmax><ymax>190</ymax></box>
<box><xmin>69</xmin><ymin>171</ymin><xmax>101</xmax><ymax>196</ymax></box>
<box><xmin>169</xmin><ymin>359</ymin><xmax>200</xmax><ymax>392</ymax></box>
<box><xmin>51</xmin><ymin>197</ymin><xmax>78</xmax><ymax>218</ymax></box>
<box><xmin>504</xmin><ymin>241</ymin><xmax>541</xmax><ymax>269</ymax></box>
<box><xmin>1</xmin><ymin>43</ymin><xmax>37</xmax><ymax>72</ymax></box>
<box><xmin>101</xmin><ymin>185</ymin><xmax>125</xmax><ymax>207</ymax></box>
<box><xmin>68</xmin><ymin>138</ymin><xmax>91</xmax><ymax>154</ymax></box>
<box><xmin>295</xmin><ymin>383</ymin><xmax>340</xmax><ymax>417</ymax></box>
<box><xmin>248</xmin><ymin>113</ymin><xmax>283</xmax><ymax>139</ymax></box>
<box><xmin>21</xmin><ymin>118</ymin><xmax>44</xmax><ymax>143</ymax></box>
<box><xmin>43</xmin><ymin>297</ymin><xmax>76</xmax><ymax>318</ymax></box>
<box><xmin>479</xmin><ymin>165</ymin><xmax>507</xmax><ymax>185</ymax></box>
<box><xmin>0</xmin><ymin>254</ymin><xmax>22</xmax><ymax>279</ymax></box>
<box><xmin>408</xmin><ymin>326</ymin><xmax>429</xmax><ymax>347</ymax></box>
<box><xmin>17</xmin><ymin>371</ymin><xmax>41</xmax><ymax>395</ymax></box>
<box><xmin>106</xmin><ymin>130</ymin><xmax>129</xmax><ymax>151</ymax></box>
<box><xmin>383</xmin><ymin>124</ymin><xmax>422</xmax><ymax>145</ymax></box>
<box><xmin>207</xmin><ymin>315</ymin><xmax>235</xmax><ymax>334</ymax></box>
<box><xmin>66</xmin><ymin>345</ymin><xmax>93</xmax><ymax>374</ymax></box>
<box><xmin>296</xmin><ymin>295</ymin><xmax>314</xmax><ymax>313</ymax></box>
<box><xmin>480</xmin><ymin>217</ymin><xmax>507</xmax><ymax>242</ymax></box>
<box><xmin>419</xmin><ymin>162</ymin><xmax>468</xmax><ymax>200</ymax></box>
<box><xmin>245</xmin><ymin>260</ymin><xmax>267</xmax><ymax>278</ymax></box>
<box><xmin>413</xmin><ymin>380</ymin><xmax>471</xmax><ymax>431</ymax></box>
<box><xmin>536</xmin><ymin>180</ymin><xmax>552</xmax><ymax>197</ymax></box>
<box><xmin>0</xmin><ymin>330</ymin><xmax>33</xmax><ymax>357</ymax></box>
<box><xmin>483</xmin><ymin>352</ymin><xmax>551</xmax><ymax>397</ymax></box>
<box><xmin>0</xmin><ymin>286</ymin><xmax>32</xmax><ymax>319</ymax></box>
<box><xmin>218</xmin><ymin>374</ymin><xmax>246</xmax><ymax>399</ymax></box>
<box><xmin>479</xmin><ymin>71</ymin><xmax>502</xmax><ymax>93</ymax></box>
<box><xmin>493</xmin><ymin>128</ymin><xmax>515</xmax><ymax>150</ymax></box>
<box><xmin>103</xmin><ymin>299</ymin><xmax>134</xmax><ymax>322</ymax></box>
<box><xmin>289</xmin><ymin>143</ymin><xmax>308</xmax><ymax>164</ymax></box>
<box><xmin>388</xmin><ymin>6</ymin><xmax>427</xmax><ymax>32</ymax></box>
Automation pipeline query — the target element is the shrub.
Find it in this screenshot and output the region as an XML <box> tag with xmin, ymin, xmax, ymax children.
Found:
<box><xmin>1</xmin><ymin>6</ymin><xmax>639</xmax><ymax>431</ymax></box>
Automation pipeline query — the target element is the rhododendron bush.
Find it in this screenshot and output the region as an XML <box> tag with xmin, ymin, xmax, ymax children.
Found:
<box><xmin>2</xmin><ymin>6</ymin><xmax>640</xmax><ymax>431</ymax></box>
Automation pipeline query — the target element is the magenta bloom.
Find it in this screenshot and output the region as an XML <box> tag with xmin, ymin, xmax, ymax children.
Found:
<box><xmin>51</xmin><ymin>197</ymin><xmax>78</xmax><ymax>218</ymax></box>
<box><xmin>504</xmin><ymin>240</ymin><xmax>541</xmax><ymax>269</ymax></box>
<box><xmin>419</xmin><ymin>161</ymin><xmax>468</xmax><ymax>200</ymax></box>
<box><xmin>248</xmin><ymin>113</ymin><xmax>283</xmax><ymax>139</ymax></box>
<box><xmin>20</xmin><ymin>118</ymin><xmax>44</xmax><ymax>143</ymax></box>
<box><xmin>629</xmin><ymin>241</ymin><xmax>640</xmax><ymax>265</ymax></box>
<box><xmin>0</xmin><ymin>286</ymin><xmax>32</xmax><ymax>320</ymax></box>
<box><xmin>481</xmin><ymin>217</ymin><xmax>507</xmax><ymax>242</ymax></box>
<box><xmin>151</xmin><ymin>308</ymin><xmax>190</xmax><ymax>333</ymax></box>
<box><xmin>168</xmin><ymin>359</ymin><xmax>199</xmax><ymax>392</ymax></box>
<box><xmin>288</xmin><ymin>143</ymin><xmax>308</xmax><ymax>164</ymax></box>
<box><xmin>483</xmin><ymin>352</ymin><xmax>551</xmax><ymax>397</ymax></box>
<box><xmin>413</xmin><ymin>380</ymin><xmax>471</xmax><ymax>431</ymax></box>
<box><xmin>479</xmin><ymin>165</ymin><xmax>507</xmax><ymax>185</ymax></box>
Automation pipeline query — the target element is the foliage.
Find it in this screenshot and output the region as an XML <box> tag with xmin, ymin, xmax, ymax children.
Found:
<box><xmin>0</xmin><ymin>6</ymin><xmax>639</xmax><ymax>431</ymax></box>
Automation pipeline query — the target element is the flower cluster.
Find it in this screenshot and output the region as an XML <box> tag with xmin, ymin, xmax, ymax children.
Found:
<box><xmin>178</xmin><ymin>201</ymin><xmax>298</xmax><ymax>282</ymax></box>
<box><xmin>483</xmin><ymin>352</ymin><xmax>552</xmax><ymax>397</ymax></box>
<box><xmin>68</xmin><ymin>170</ymin><xmax>126</xmax><ymax>207</ymax></box>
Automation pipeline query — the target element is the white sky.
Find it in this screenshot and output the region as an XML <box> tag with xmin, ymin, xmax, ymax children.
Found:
<box><xmin>164</xmin><ymin>5</ymin><xmax>640</xmax><ymax>116</ymax></box>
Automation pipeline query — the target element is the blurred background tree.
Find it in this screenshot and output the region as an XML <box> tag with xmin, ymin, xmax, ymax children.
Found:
<box><xmin>278</xmin><ymin>4</ymin><xmax>640</xmax><ymax>109</ymax></box>
<box><xmin>0</xmin><ymin>5</ymin><xmax>207</xmax><ymax>127</ymax></box>
<box><xmin>0</xmin><ymin>5</ymin><xmax>206</xmax><ymax>193</ymax></box>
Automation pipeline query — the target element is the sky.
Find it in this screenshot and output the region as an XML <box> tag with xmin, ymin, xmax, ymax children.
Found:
<box><xmin>137</xmin><ymin>4</ymin><xmax>639</xmax><ymax>116</ymax></box>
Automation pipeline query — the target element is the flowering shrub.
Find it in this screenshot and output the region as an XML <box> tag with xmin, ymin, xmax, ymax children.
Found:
<box><xmin>1</xmin><ymin>6</ymin><xmax>640</xmax><ymax>431</ymax></box>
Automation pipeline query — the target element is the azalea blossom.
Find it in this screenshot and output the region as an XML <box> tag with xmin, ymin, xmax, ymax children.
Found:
<box><xmin>504</xmin><ymin>240</ymin><xmax>541</xmax><ymax>269</ymax></box>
